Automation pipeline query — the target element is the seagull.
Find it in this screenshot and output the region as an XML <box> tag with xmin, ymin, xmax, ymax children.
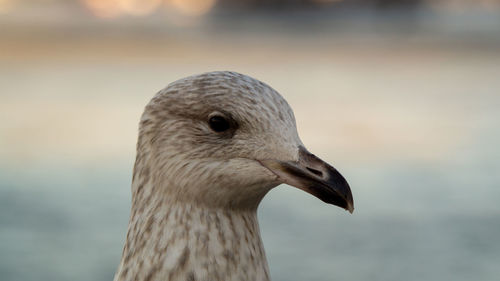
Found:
<box><xmin>114</xmin><ymin>71</ymin><xmax>354</xmax><ymax>281</ymax></box>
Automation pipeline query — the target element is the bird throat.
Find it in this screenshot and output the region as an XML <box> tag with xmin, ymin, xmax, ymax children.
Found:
<box><xmin>114</xmin><ymin>195</ymin><xmax>271</xmax><ymax>281</ymax></box>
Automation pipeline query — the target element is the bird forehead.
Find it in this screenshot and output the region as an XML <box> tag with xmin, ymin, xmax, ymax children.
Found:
<box><xmin>152</xmin><ymin>71</ymin><xmax>296</xmax><ymax>125</ymax></box>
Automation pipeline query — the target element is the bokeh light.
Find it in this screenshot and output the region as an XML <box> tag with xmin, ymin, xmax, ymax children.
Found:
<box><xmin>82</xmin><ymin>0</ymin><xmax>162</xmax><ymax>18</ymax></box>
<box><xmin>0</xmin><ymin>0</ymin><xmax>14</xmax><ymax>14</ymax></box>
<box><xmin>166</xmin><ymin>0</ymin><xmax>216</xmax><ymax>16</ymax></box>
<box><xmin>81</xmin><ymin>0</ymin><xmax>125</xmax><ymax>18</ymax></box>
<box><xmin>81</xmin><ymin>0</ymin><xmax>216</xmax><ymax>18</ymax></box>
<box><xmin>119</xmin><ymin>0</ymin><xmax>162</xmax><ymax>16</ymax></box>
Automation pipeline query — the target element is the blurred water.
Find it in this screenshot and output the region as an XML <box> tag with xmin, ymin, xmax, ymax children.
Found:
<box><xmin>1</xmin><ymin>154</ymin><xmax>499</xmax><ymax>281</ymax></box>
<box><xmin>1</xmin><ymin>22</ymin><xmax>500</xmax><ymax>281</ymax></box>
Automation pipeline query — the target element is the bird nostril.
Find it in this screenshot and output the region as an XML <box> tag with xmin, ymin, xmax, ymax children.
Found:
<box><xmin>306</xmin><ymin>167</ymin><xmax>323</xmax><ymax>177</ymax></box>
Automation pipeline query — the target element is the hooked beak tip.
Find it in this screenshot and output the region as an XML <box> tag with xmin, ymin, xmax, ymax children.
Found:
<box><xmin>347</xmin><ymin>203</ymin><xmax>354</xmax><ymax>214</ymax></box>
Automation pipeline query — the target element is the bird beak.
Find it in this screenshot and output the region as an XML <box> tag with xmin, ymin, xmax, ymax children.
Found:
<box><xmin>260</xmin><ymin>146</ymin><xmax>354</xmax><ymax>213</ymax></box>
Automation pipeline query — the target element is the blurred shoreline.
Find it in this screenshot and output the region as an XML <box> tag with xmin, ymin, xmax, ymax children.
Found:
<box><xmin>2</xmin><ymin>3</ymin><xmax>500</xmax><ymax>63</ymax></box>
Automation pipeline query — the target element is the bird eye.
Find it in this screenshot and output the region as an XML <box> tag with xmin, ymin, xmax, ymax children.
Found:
<box><xmin>209</xmin><ymin>115</ymin><xmax>230</xmax><ymax>132</ymax></box>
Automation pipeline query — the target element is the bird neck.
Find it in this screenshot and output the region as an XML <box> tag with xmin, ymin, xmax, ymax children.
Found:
<box><xmin>114</xmin><ymin>198</ymin><xmax>271</xmax><ymax>281</ymax></box>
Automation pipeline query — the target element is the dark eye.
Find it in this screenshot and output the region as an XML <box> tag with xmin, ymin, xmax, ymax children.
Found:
<box><xmin>209</xmin><ymin>116</ymin><xmax>230</xmax><ymax>132</ymax></box>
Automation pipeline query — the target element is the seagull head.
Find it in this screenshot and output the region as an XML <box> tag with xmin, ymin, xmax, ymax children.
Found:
<box><xmin>136</xmin><ymin>71</ymin><xmax>353</xmax><ymax>212</ymax></box>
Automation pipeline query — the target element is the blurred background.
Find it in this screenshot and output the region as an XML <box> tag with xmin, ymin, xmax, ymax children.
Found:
<box><xmin>1</xmin><ymin>0</ymin><xmax>500</xmax><ymax>281</ymax></box>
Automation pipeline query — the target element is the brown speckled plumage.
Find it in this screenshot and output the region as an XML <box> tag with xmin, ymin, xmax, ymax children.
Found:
<box><xmin>114</xmin><ymin>71</ymin><xmax>354</xmax><ymax>281</ymax></box>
